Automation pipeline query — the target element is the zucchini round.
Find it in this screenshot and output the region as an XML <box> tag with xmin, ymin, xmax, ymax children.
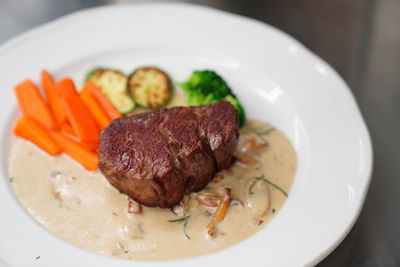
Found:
<box><xmin>86</xmin><ymin>68</ymin><xmax>135</xmax><ymax>114</ymax></box>
<box><xmin>128</xmin><ymin>67</ymin><xmax>172</xmax><ymax>108</ymax></box>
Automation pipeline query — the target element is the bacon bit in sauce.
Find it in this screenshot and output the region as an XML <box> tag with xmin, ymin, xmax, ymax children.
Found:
<box><xmin>128</xmin><ymin>199</ymin><xmax>142</xmax><ymax>214</ymax></box>
<box><xmin>240</xmin><ymin>139</ymin><xmax>268</xmax><ymax>154</ymax></box>
<box><xmin>235</xmin><ymin>138</ymin><xmax>268</xmax><ymax>167</ymax></box>
<box><xmin>211</xmin><ymin>169</ymin><xmax>232</xmax><ymax>183</ymax></box>
<box><xmin>196</xmin><ymin>191</ymin><xmax>244</xmax><ymax>209</ymax></box>
<box><xmin>220</xmin><ymin>169</ymin><xmax>233</xmax><ymax>176</ymax></box>
<box><xmin>236</xmin><ymin>156</ymin><xmax>260</xmax><ymax>166</ymax></box>
<box><xmin>254</xmin><ymin>219</ymin><xmax>264</xmax><ymax>225</ymax></box>
<box><xmin>211</xmin><ymin>175</ymin><xmax>224</xmax><ymax>184</ymax></box>
<box><xmin>196</xmin><ymin>192</ymin><xmax>221</xmax><ymax>207</ymax></box>
<box><xmin>207</xmin><ymin>188</ymin><xmax>231</xmax><ymax>238</ymax></box>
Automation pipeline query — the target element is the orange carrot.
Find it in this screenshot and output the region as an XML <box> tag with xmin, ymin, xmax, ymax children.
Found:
<box><xmin>60</xmin><ymin>123</ymin><xmax>76</xmax><ymax>138</ymax></box>
<box><xmin>61</xmin><ymin>95</ymin><xmax>99</xmax><ymax>142</ymax></box>
<box><xmin>80</xmin><ymin>89</ymin><xmax>111</xmax><ymax>129</ymax></box>
<box><xmin>14</xmin><ymin>116</ymin><xmax>62</xmax><ymax>155</ymax></box>
<box><xmin>80</xmin><ymin>140</ymin><xmax>99</xmax><ymax>151</ymax></box>
<box><xmin>41</xmin><ymin>70</ymin><xmax>67</xmax><ymax>127</ymax></box>
<box><xmin>54</xmin><ymin>78</ymin><xmax>78</xmax><ymax>98</ymax></box>
<box><xmin>14</xmin><ymin>80</ymin><xmax>57</xmax><ymax>129</ymax></box>
<box><xmin>83</xmin><ymin>81</ymin><xmax>121</xmax><ymax>120</ymax></box>
<box><xmin>61</xmin><ymin>123</ymin><xmax>99</xmax><ymax>151</ymax></box>
<box><xmin>49</xmin><ymin>131</ymin><xmax>98</xmax><ymax>171</ymax></box>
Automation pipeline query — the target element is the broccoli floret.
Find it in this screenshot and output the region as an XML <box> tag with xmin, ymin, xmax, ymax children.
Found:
<box><xmin>180</xmin><ymin>70</ymin><xmax>232</xmax><ymax>105</ymax></box>
<box><xmin>224</xmin><ymin>95</ymin><xmax>246</xmax><ymax>127</ymax></box>
<box><xmin>180</xmin><ymin>70</ymin><xmax>246</xmax><ymax>127</ymax></box>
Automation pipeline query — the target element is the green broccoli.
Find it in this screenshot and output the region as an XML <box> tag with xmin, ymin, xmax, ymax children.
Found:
<box><xmin>179</xmin><ymin>70</ymin><xmax>246</xmax><ymax>127</ymax></box>
<box><xmin>224</xmin><ymin>95</ymin><xmax>246</xmax><ymax>127</ymax></box>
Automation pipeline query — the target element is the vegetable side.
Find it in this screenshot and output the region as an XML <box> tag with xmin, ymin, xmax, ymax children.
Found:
<box><xmin>179</xmin><ymin>70</ymin><xmax>246</xmax><ymax>127</ymax></box>
<box><xmin>13</xmin><ymin>70</ymin><xmax>121</xmax><ymax>170</ymax></box>
<box><xmin>13</xmin><ymin>67</ymin><xmax>247</xmax><ymax>170</ymax></box>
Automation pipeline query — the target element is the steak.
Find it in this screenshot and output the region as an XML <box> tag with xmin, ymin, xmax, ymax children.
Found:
<box><xmin>98</xmin><ymin>101</ymin><xmax>239</xmax><ymax>208</ymax></box>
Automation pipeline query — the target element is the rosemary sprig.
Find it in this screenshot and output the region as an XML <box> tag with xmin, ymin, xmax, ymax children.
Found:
<box><xmin>249</xmin><ymin>175</ymin><xmax>288</xmax><ymax>197</ymax></box>
<box><xmin>183</xmin><ymin>219</ymin><xmax>190</xmax><ymax>240</ymax></box>
<box><xmin>168</xmin><ymin>215</ymin><xmax>191</xmax><ymax>239</ymax></box>
<box><xmin>251</xmin><ymin>127</ymin><xmax>275</xmax><ymax>137</ymax></box>
<box><xmin>168</xmin><ymin>215</ymin><xmax>190</xmax><ymax>223</ymax></box>
<box><xmin>248</xmin><ymin>176</ymin><xmax>263</xmax><ymax>195</ymax></box>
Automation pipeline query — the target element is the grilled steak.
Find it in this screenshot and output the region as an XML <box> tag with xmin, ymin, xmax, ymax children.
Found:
<box><xmin>99</xmin><ymin>101</ymin><xmax>239</xmax><ymax>208</ymax></box>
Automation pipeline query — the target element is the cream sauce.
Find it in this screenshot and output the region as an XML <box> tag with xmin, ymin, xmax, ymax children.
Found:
<box><xmin>8</xmin><ymin>93</ymin><xmax>297</xmax><ymax>261</ymax></box>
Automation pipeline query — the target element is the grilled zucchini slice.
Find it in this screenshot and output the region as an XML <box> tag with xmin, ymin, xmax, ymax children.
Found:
<box><xmin>128</xmin><ymin>67</ymin><xmax>172</xmax><ymax>108</ymax></box>
<box><xmin>86</xmin><ymin>68</ymin><xmax>135</xmax><ymax>114</ymax></box>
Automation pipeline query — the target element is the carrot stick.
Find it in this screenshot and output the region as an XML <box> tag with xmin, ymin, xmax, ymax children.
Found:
<box><xmin>55</xmin><ymin>78</ymin><xmax>99</xmax><ymax>141</ymax></box>
<box><xmin>60</xmin><ymin>123</ymin><xmax>76</xmax><ymax>138</ymax></box>
<box><xmin>83</xmin><ymin>81</ymin><xmax>121</xmax><ymax>120</ymax></box>
<box><xmin>80</xmin><ymin>140</ymin><xmax>99</xmax><ymax>152</ymax></box>
<box><xmin>61</xmin><ymin>94</ymin><xmax>99</xmax><ymax>142</ymax></box>
<box><xmin>80</xmin><ymin>89</ymin><xmax>111</xmax><ymax>129</ymax></box>
<box><xmin>14</xmin><ymin>116</ymin><xmax>62</xmax><ymax>155</ymax></box>
<box><xmin>60</xmin><ymin>123</ymin><xmax>99</xmax><ymax>151</ymax></box>
<box><xmin>49</xmin><ymin>131</ymin><xmax>98</xmax><ymax>171</ymax></box>
<box><xmin>41</xmin><ymin>70</ymin><xmax>67</xmax><ymax>127</ymax></box>
<box><xmin>54</xmin><ymin>78</ymin><xmax>78</xmax><ymax>98</ymax></box>
<box><xmin>14</xmin><ymin>80</ymin><xmax>57</xmax><ymax>129</ymax></box>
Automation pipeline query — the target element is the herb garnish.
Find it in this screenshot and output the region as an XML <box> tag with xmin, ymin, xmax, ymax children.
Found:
<box><xmin>9</xmin><ymin>177</ymin><xmax>14</xmax><ymax>183</ymax></box>
<box><xmin>35</xmin><ymin>256</ymin><xmax>41</xmax><ymax>260</ymax></box>
<box><xmin>168</xmin><ymin>215</ymin><xmax>191</xmax><ymax>239</ymax></box>
<box><xmin>168</xmin><ymin>215</ymin><xmax>190</xmax><ymax>223</ymax></box>
<box><xmin>251</xmin><ymin>127</ymin><xmax>274</xmax><ymax>137</ymax></box>
<box><xmin>138</xmin><ymin>222</ymin><xmax>145</xmax><ymax>233</ymax></box>
<box><xmin>249</xmin><ymin>175</ymin><xmax>288</xmax><ymax>197</ymax></box>
<box><xmin>183</xmin><ymin>220</ymin><xmax>190</xmax><ymax>240</ymax></box>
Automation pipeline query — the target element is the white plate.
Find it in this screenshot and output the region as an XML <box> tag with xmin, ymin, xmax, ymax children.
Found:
<box><xmin>0</xmin><ymin>3</ymin><xmax>372</xmax><ymax>267</ymax></box>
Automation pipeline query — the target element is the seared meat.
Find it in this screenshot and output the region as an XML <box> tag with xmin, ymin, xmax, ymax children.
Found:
<box><xmin>99</xmin><ymin>101</ymin><xmax>239</xmax><ymax>208</ymax></box>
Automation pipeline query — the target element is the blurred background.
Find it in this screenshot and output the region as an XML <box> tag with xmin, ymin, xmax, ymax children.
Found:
<box><xmin>1</xmin><ymin>0</ymin><xmax>399</xmax><ymax>266</ymax></box>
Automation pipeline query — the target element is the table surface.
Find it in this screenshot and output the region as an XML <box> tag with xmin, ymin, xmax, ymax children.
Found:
<box><xmin>1</xmin><ymin>0</ymin><xmax>399</xmax><ymax>266</ymax></box>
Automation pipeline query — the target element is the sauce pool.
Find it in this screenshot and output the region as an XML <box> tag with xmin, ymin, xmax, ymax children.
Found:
<box><xmin>8</xmin><ymin>93</ymin><xmax>297</xmax><ymax>261</ymax></box>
